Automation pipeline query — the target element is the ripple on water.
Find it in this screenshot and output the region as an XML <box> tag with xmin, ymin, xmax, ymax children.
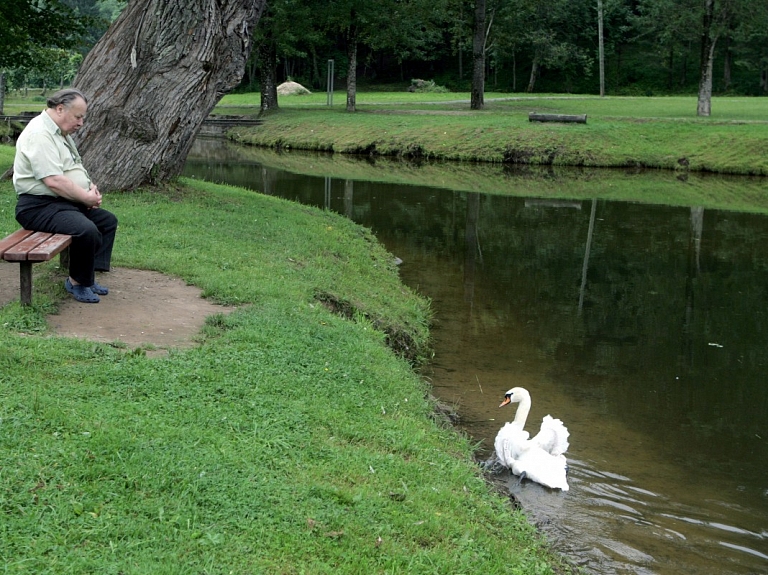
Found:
<box><xmin>507</xmin><ymin>458</ymin><xmax>768</xmax><ymax>575</ymax></box>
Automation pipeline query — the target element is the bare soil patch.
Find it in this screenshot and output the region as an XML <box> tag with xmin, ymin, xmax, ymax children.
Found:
<box><xmin>0</xmin><ymin>265</ymin><xmax>232</xmax><ymax>354</ymax></box>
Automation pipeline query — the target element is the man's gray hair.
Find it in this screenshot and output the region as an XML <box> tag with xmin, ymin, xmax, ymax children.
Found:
<box><xmin>47</xmin><ymin>88</ymin><xmax>88</xmax><ymax>108</ymax></box>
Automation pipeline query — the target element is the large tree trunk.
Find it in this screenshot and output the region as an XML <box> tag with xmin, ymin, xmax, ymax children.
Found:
<box><xmin>697</xmin><ymin>0</ymin><xmax>717</xmax><ymax>117</ymax></box>
<box><xmin>470</xmin><ymin>0</ymin><xmax>485</xmax><ymax>110</ymax></box>
<box><xmin>74</xmin><ymin>0</ymin><xmax>265</xmax><ymax>192</ymax></box>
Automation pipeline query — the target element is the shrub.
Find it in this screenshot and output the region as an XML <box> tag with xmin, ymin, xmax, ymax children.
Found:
<box><xmin>407</xmin><ymin>79</ymin><xmax>449</xmax><ymax>93</ymax></box>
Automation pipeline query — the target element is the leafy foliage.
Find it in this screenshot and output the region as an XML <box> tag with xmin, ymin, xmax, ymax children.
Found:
<box><xmin>0</xmin><ymin>0</ymin><xmax>93</xmax><ymax>69</ymax></box>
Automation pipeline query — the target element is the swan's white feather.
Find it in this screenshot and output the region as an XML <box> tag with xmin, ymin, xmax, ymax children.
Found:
<box><xmin>532</xmin><ymin>415</ymin><xmax>569</xmax><ymax>456</ymax></box>
<box><xmin>494</xmin><ymin>387</ymin><xmax>570</xmax><ymax>491</ymax></box>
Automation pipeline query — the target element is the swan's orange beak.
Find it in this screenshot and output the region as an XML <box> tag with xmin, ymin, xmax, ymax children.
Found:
<box><xmin>499</xmin><ymin>397</ymin><xmax>511</xmax><ymax>408</ymax></box>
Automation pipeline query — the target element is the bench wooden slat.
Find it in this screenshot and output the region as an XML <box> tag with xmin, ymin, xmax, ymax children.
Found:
<box><xmin>2</xmin><ymin>231</ymin><xmax>55</xmax><ymax>262</ymax></box>
<box><xmin>28</xmin><ymin>234</ymin><xmax>72</xmax><ymax>261</ymax></box>
<box><xmin>0</xmin><ymin>229</ymin><xmax>35</xmax><ymax>258</ymax></box>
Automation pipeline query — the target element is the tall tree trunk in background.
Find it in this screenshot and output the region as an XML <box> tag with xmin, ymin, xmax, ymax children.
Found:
<box><xmin>667</xmin><ymin>46</ymin><xmax>675</xmax><ymax>90</ymax></box>
<box><xmin>597</xmin><ymin>0</ymin><xmax>605</xmax><ymax>96</ymax></box>
<box><xmin>470</xmin><ymin>0</ymin><xmax>485</xmax><ymax>110</ymax></box>
<box><xmin>310</xmin><ymin>46</ymin><xmax>321</xmax><ymax>88</ymax></box>
<box><xmin>680</xmin><ymin>46</ymin><xmax>689</xmax><ymax>87</ymax></box>
<box><xmin>258</xmin><ymin>32</ymin><xmax>279</xmax><ymax>112</ymax></box>
<box><xmin>722</xmin><ymin>47</ymin><xmax>732</xmax><ymax>90</ymax></box>
<box><xmin>697</xmin><ymin>0</ymin><xmax>717</xmax><ymax>116</ymax></box>
<box><xmin>346</xmin><ymin>20</ymin><xmax>358</xmax><ymax>112</ymax></box>
<box><xmin>457</xmin><ymin>3</ymin><xmax>464</xmax><ymax>80</ymax></box>
<box><xmin>526</xmin><ymin>59</ymin><xmax>540</xmax><ymax>92</ymax></box>
<box><xmin>722</xmin><ymin>33</ymin><xmax>732</xmax><ymax>91</ymax></box>
<box><xmin>74</xmin><ymin>0</ymin><xmax>265</xmax><ymax>191</ymax></box>
<box><xmin>0</xmin><ymin>72</ymin><xmax>5</xmax><ymax>116</ymax></box>
<box><xmin>512</xmin><ymin>49</ymin><xmax>517</xmax><ymax>91</ymax></box>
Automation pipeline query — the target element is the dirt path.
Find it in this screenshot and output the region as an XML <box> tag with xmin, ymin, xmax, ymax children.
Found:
<box><xmin>0</xmin><ymin>264</ymin><xmax>231</xmax><ymax>353</ymax></box>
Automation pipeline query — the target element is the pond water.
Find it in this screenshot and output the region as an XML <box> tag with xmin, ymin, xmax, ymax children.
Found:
<box><xmin>184</xmin><ymin>139</ymin><xmax>768</xmax><ymax>575</ymax></box>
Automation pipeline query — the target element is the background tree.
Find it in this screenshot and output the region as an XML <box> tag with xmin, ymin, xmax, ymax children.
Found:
<box><xmin>252</xmin><ymin>3</ymin><xmax>280</xmax><ymax>113</ymax></box>
<box><xmin>73</xmin><ymin>0</ymin><xmax>265</xmax><ymax>191</ymax></box>
<box><xmin>94</xmin><ymin>0</ymin><xmax>127</xmax><ymax>21</ymax></box>
<box><xmin>632</xmin><ymin>0</ymin><xmax>700</xmax><ymax>91</ymax></box>
<box><xmin>470</xmin><ymin>0</ymin><xmax>487</xmax><ymax>109</ymax></box>
<box><xmin>314</xmin><ymin>0</ymin><xmax>447</xmax><ymax>112</ymax></box>
<box><xmin>695</xmin><ymin>0</ymin><xmax>745</xmax><ymax>116</ymax></box>
<box><xmin>697</xmin><ymin>0</ymin><xmax>718</xmax><ymax>116</ymax></box>
<box><xmin>729</xmin><ymin>0</ymin><xmax>768</xmax><ymax>93</ymax></box>
<box><xmin>0</xmin><ymin>0</ymin><xmax>90</xmax><ymax>113</ymax></box>
<box><xmin>7</xmin><ymin>0</ymin><xmax>766</xmax><ymax>133</ymax></box>
<box><xmin>247</xmin><ymin>0</ymin><xmax>325</xmax><ymax>112</ymax></box>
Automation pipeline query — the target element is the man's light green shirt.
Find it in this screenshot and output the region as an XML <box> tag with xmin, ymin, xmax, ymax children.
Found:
<box><xmin>13</xmin><ymin>111</ymin><xmax>91</xmax><ymax>197</ymax></box>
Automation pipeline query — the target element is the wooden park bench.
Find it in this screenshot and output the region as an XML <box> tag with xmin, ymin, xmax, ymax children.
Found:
<box><xmin>0</xmin><ymin>229</ymin><xmax>71</xmax><ymax>305</ymax></box>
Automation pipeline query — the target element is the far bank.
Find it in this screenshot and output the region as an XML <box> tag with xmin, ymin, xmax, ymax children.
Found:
<box><xmin>218</xmin><ymin>92</ymin><xmax>768</xmax><ymax>176</ymax></box>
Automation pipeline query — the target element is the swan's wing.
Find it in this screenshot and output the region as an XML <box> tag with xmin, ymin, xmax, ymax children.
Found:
<box><xmin>531</xmin><ymin>415</ymin><xmax>570</xmax><ymax>456</ymax></box>
<box><xmin>512</xmin><ymin>447</ymin><xmax>569</xmax><ymax>491</ymax></box>
<box><xmin>494</xmin><ymin>423</ymin><xmax>529</xmax><ymax>468</ymax></box>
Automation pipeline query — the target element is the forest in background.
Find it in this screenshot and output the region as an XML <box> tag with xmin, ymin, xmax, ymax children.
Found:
<box><xmin>2</xmin><ymin>0</ymin><xmax>767</xmax><ymax>101</ymax></box>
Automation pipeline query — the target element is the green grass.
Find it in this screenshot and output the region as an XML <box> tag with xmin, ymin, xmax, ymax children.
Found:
<box><xmin>1</xmin><ymin>89</ymin><xmax>47</xmax><ymax>115</ymax></box>
<box><xmin>0</xmin><ymin>145</ymin><xmax>14</xmax><ymax>167</ymax></box>
<box><xmin>217</xmin><ymin>91</ymin><xmax>768</xmax><ymax>176</ymax></box>
<box><xmin>0</xmin><ymin>165</ymin><xmax>567</xmax><ymax>574</ymax></box>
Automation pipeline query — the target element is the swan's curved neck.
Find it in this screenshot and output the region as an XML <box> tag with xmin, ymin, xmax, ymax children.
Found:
<box><xmin>512</xmin><ymin>395</ymin><xmax>532</xmax><ymax>428</ymax></box>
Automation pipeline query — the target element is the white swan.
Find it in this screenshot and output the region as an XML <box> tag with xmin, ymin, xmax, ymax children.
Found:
<box><xmin>494</xmin><ymin>387</ymin><xmax>570</xmax><ymax>491</ymax></box>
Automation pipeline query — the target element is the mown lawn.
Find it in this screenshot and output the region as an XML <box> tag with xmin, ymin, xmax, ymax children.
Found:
<box><xmin>0</xmin><ymin>144</ymin><xmax>568</xmax><ymax>573</ymax></box>
<box><xmin>217</xmin><ymin>91</ymin><xmax>768</xmax><ymax>175</ymax></box>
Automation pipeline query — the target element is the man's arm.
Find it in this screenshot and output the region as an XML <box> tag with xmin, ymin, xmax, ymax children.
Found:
<box><xmin>42</xmin><ymin>175</ymin><xmax>102</xmax><ymax>208</ymax></box>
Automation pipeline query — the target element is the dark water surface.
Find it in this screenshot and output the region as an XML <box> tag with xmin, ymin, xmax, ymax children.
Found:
<box><xmin>184</xmin><ymin>140</ymin><xmax>768</xmax><ymax>575</ymax></box>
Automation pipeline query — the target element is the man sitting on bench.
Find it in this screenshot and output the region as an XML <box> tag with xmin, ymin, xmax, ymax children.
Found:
<box><xmin>12</xmin><ymin>88</ymin><xmax>118</xmax><ymax>304</ymax></box>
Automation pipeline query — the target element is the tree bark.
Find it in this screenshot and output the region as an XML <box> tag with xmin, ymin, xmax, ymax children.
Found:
<box><xmin>258</xmin><ymin>34</ymin><xmax>279</xmax><ymax>112</ymax></box>
<box><xmin>73</xmin><ymin>0</ymin><xmax>265</xmax><ymax>192</ymax></box>
<box><xmin>597</xmin><ymin>0</ymin><xmax>605</xmax><ymax>97</ymax></box>
<box><xmin>526</xmin><ymin>59</ymin><xmax>540</xmax><ymax>93</ymax></box>
<box><xmin>722</xmin><ymin>34</ymin><xmax>732</xmax><ymax>91</ymax></box>
<box><xmin>667</xmin><ymin>46</ymin><xmax>674</xmax><ymax>91</ymax></box>
<box><xmin>0</xmin><ymin>72</ymin><xmax>5</xmax><ymax>116</ymax></box>
<box><xmin>310</xmin><ymin>46</ymin><xmax>321</xmax><ymax>88</ymax></box>
<box><xmin>470</xmin><ymin>0</ymin><xmax>485</xmax><ymax>110</ymax></box>
<box><xmin>697</xmin><ymin>0</ymin><xmax>717</xmax><ymax>117</ymax></box>
<box><xmin>512</xmin><ymin>49</ymin><xmax>516</xmax><ymax>92</ymax></box>
<box><xmin>346</xmin><ymin>22</ymin><xmax>358</xmax><ymax>113</ymax></box>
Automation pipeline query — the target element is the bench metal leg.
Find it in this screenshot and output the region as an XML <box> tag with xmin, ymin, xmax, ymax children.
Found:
<box><xmin>19</xmin><ymin>261</ymin><xmax>32</xmax><ymax>306</ymax></box>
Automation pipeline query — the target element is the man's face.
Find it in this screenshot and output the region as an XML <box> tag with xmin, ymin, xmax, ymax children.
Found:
<box><xmin>52</xmin><ymin>97</ymin><xmax>87</xmax><ymax>136</ymax></box>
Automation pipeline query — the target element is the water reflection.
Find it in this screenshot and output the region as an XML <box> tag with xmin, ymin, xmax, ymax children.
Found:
<box><xmin>184</xmin><ymin>140</ymin><xmax>768</xmax><ymax>575</ymax></box>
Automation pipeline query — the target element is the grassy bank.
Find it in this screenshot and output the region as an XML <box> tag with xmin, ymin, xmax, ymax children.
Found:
<box><xmin>217</xmin><ymin>92</ymin><xmax>768</xmax><ymax>176</ymax></box>
<box><xmin>203</xmin><ymin>141</ymin><xmax>768</xmax><ymax>216</ymax></box>
<box><xmin>0</xmin><ymin>147</ymin><xmax>568</xmax><ymax>573</ymax></box>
